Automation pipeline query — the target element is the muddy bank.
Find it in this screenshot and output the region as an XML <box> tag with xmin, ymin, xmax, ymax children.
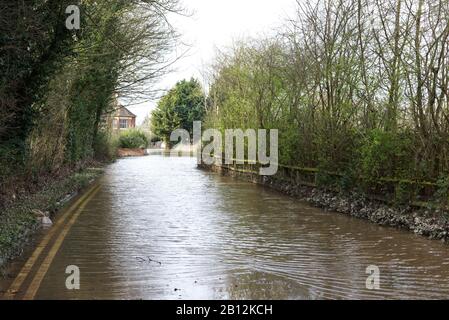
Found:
<box><xmin>0</xmin><ymin>166</ymin><xmax>105</xmax><ymax>272</ymax></box>
<box><xmin>200</xmin><ymin>164</ymin><xmax>449</xmax><ymax>242</ymax></box>
<box><xmin>117</xmin><ymin>148</ymin><xmax>147</xmax><ymax>157</ymax></box>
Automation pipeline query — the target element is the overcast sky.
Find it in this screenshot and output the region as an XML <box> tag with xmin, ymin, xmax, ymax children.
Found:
<box><xmin>128</xmin><ymin>0</ymin><xmax>297</xmax><ymax>124</ymax></box>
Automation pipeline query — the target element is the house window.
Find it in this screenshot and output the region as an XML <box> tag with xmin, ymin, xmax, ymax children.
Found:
<box><xmin>119</xmin><ymin>119</ymin><xmax>128</xmax><ymax>129</ymax></box>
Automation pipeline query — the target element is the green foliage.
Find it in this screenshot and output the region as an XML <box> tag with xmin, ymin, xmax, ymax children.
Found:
<box><xmin>0</xmin><ymin>0</ymin><xmax>80</xmax><ymax>182</ymax></box>
<box><xmin>360</xmin><ymin>129</ymin><xmax>413</xmax><ymax>183</ymax></box>
<box><xmin>117</xmin><ymin>130</ymin><xmax>149</xmax><ymax>149</ymax></box>
<box><xmin>0</xmin><ymin>0</ymin><xmax>180</xmax><ymax>198</ymax></box>
<box><xmin>204</xmin><ymin>34</ymin><xmax>446</xmax><ymax>204</ymax></box>
<box><xmin>0</xmin><ymin>0</ymin><xmax>181</xmax><ymax>265</ymax></box>
<box><xmin>315</xmin><ymin>172</ymin><xmax>338</xmax><ymax>189</ymax></box>
<box><xmin>94</xmin><ymin>131</ymin><xmax>117</xmax><ymax>161</ymax></box>
<box><xmin>394</xmin><ymin>181</ymin><xmax>416</xmax><ymax>205</ymax></box>
<box><xmin>0</xmin><ymin>167</ymin><xmax>103</xmax><ymax>269</ymax></box>
<box><xmin>0</xmin><ymin>0</ymin><xmax>80</xmax><ymax>146</ymax></box>
<box><xmin>339</xmin><ymin>168</ymin><xmax>359</xmax><ymax>192</ymax></box>
<box><xmin>278</xmin><ymin>125</ymin><xmax>302</xmax><ymax>165</ymax></box>
<box><xmin>435</xmin><ymin>175</ymin><xmax>449</xmax><ymax>205</ymax></box>
<box><xmin>151</xmin><ymin>78</ymin><xmax>206</xmax><ymax>143</ymax></box>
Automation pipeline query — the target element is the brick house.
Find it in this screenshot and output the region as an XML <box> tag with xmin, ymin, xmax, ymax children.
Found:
<box><xmin>112</xmin><ymin>105</ymin><xmax>137</xmax><ymax>131</ymax></box>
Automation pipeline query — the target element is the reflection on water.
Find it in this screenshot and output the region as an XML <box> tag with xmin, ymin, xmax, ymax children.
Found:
<box><xmin>7</xmin><ymin>155</ymin><xmax>449</xmax><ymax>299</ymax></box>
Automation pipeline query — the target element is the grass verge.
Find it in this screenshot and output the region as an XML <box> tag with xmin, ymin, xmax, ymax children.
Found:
<box><xmin>0</xmin><ymin>167</ymin><xmax>105</xmax><ymax>271</ymax></box>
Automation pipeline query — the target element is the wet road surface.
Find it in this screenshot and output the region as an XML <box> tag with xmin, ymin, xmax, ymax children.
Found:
<box><xmin>3</xmin><ymin>155</ymin><xmax>449</xmax><ymax>299</ymax></box>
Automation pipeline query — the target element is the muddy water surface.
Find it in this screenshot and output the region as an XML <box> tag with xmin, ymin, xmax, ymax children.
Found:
<box><xmin>3</xmin><ymin>154</ymin><xmax>449</xmax><ymax>299</ymax></box>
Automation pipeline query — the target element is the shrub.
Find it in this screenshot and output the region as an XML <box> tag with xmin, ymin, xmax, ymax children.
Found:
<box><xmin>434</xmin><ymin>175</ymin><xmax>449</xmax><ymax>205</ymax></box>
<box><xmin>394</xmin><ymin>181</ymin><xmax>416</xmax><ymax>205</ymax></box>
<box><xmin>360</xmin><ymin>129</ymin><xmax>413</xmax><ymax>184</ymax></box>
<box><xmin>117</xmin><ymin>130</ymin><xmax>149</xmax><ymax>149</ymax></box>
<box><xmin>93</xmin><ymin>130</ymin><xmax>117</xmax><ymax>161</ymax></box>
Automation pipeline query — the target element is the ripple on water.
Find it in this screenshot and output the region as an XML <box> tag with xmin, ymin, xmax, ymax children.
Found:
<box><xmin>21</xmin><ymin>155</ymin><xmax>449</xmax><ymax>300</ymax></box>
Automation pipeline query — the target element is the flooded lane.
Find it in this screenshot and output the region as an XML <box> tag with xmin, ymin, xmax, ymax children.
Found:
<box><xmin>3</xmin><ymin>155</ymin><xmax>449</xmax><ymax>299</ymax></box>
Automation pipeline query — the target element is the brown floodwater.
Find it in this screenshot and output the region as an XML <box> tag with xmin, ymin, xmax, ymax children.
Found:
<box><xmin>3</xmin><ymin>154</ymin><xmax>449</xmax><ymax>299</ymax></box>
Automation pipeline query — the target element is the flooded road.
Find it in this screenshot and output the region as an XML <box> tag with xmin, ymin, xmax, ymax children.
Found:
<box><xmin>3</xmin><ymin>154</ymin><xmax>449</xmax><ymax>299</ymax></box>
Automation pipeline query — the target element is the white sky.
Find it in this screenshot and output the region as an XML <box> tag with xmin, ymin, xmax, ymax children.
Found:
<box><xmin>128</xmin><ymin>0</ymin><xmax>298</xmax><ymax>124</ymax></box>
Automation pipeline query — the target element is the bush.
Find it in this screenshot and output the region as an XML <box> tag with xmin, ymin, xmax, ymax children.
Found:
<box><xmin>394</xmin><ymin>181</ymin><xmax>416</xmax><ymax>205</ymax></box>
<box><xmin>434</xmin><ymin>175</ymin><xmax>449</xmax><ymax>205</ymax></box>
<box><xmin>360</xmin><ymin>129</ymin><xmax>413</xmax><ymax>184</ymax></box>
<box><xmin>117</xmin><ymin>130</ymin><xmax>149</xmax><ymax>149</ymax></box>
<box><xmin>93</xmin><ymin>130</ymin><xmax>117</xmax><ymax>161</ymax></box>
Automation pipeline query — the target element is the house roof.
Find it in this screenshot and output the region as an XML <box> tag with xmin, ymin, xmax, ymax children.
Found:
<box><xmin>117</xmin><ymin>105</ymin><xmax>136</xmax><ymax>118</ymax></box>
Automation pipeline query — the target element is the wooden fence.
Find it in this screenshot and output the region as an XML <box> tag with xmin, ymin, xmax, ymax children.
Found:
<box><xmin>210</xmin><ymin>156</ymin><xmax>446</xmax><ymax>209</ymax></box>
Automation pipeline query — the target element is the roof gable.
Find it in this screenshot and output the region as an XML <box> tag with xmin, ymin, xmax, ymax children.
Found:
<box><xmin>117</xmin><ymin>105</ymin><xmax>136</xmax><ymax>118</ymax></box>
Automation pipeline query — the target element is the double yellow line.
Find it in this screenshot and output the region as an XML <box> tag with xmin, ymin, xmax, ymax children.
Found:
<box><xmin>3</xmin><ymin>184</ymin><xmax>101</xmax><ymax>300</ymax></box>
